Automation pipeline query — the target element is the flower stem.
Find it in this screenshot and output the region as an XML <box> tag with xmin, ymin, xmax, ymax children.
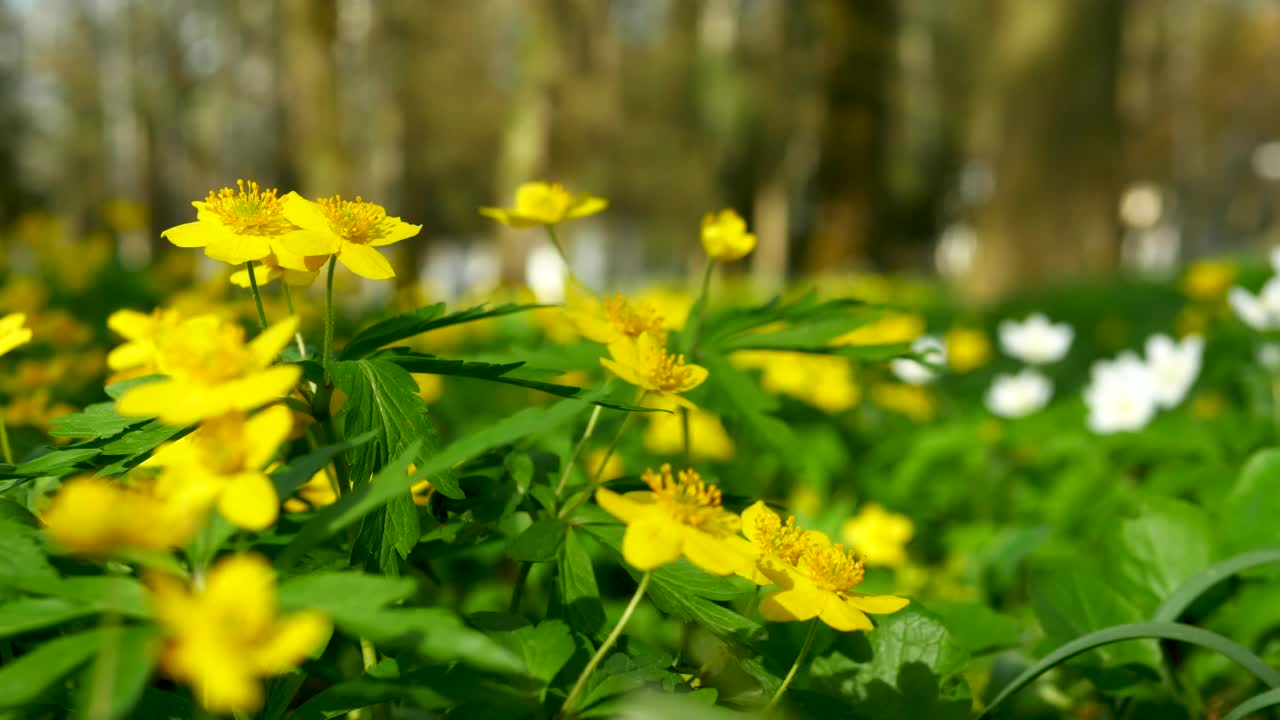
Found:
<box><xmin>557</xmin><ymin>393</ymin><xmax>643</xmax><ymax>520</ymax></box>
<box><xmin>0</xmin><ymin>413</ymin><xmax>12</xmax><ymax>465</ymax></box>
<box><xmin>559</xmin><ymin>571</ymin><xmax>651</xmax><ymax>718</ymax></box>
<box><xmin>245</xmin><ymin>260</ymin><xmax>268</xmax><ymax>330</ymax></box>
<box><xmin>545</xmin><ymin>224</ymin><xmax>569</xmax><ymax>265</ymax></box>
<box><xmin>509</xmin><ymin>560</ymin><xmax>533</xmax><ymax>614</ymax></box>
<box><xmin>323</xmin><ymin>256</ymin><xmax>337</xmax><ymax>385</ymax></box>
<box><xmin>282</xmin><ymin>283</ymin><xmax>306</xmax><ymax>359</ymax></box>
<box><xmin>682</xmin><ymin>259</ymin><xmax>715</xmax><ymax>354</ymax></box>
<box><xmin>555</xmin><ymin>403</ymin><xmax>604</xmax><ymax>498</ymax></box>
<box><xmin>764</xmin><ymin>619</ymin><xmax>820</xmax><ymax>713</ymax></box>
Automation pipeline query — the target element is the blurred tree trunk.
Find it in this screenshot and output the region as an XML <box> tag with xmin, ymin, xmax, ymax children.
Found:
<box><xmin>961</xmin><ymin>0</ymin><xmax>1123</xmax><ymax>302</ymax></box>
<box><xmin>280</xmin><ymin>0</ymin><xmax>347</xmax><ymax>197</ymax></box>
<box><xmin>803</xmin><ymin>0</ymin><xmax>894</xmax><ymax>273</ymax></box>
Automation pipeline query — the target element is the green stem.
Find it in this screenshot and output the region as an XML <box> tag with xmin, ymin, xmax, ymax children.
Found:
<box><xmin>683</xmin><ymin>259</ymin><xmax>715</xmax><ymax>354</ymax></box>
<box><xmin>323</xmin><ymin>256</ymin><xmax>337</xmax><ymax>385</ymax></box>
<box><xmin>764</xmin><ymin>619</ymin><xmax>820</xmax><ymax>713</ymax></box>
<box><xmin>559</xmin><ymin>572</ymin><xmax>651</xmax><ymax>718</ymax></box>
<box><xmin>545</xmin><ymin>224</ymin><xmax>569</xmax><ymax>265</ymax></box>
<box><xmin>245</xmin><ymin>260</ymin><xmax>268</xmax><ymax>330</ymax></box>
<box><xmin>555</xmin><ymin>404</ymin><xmax>605</xmax><ymax>498</ymax></box>
<box><xmin>558</xmin><ymin>393</ymin><xmax>643</xmax><ymax>520</ymax></box>
<box><xmin>509</xmin><ymin>561</ymin><xmax>533</xmax><ymax>614</ymax></box>
<box><xmin>282</xmin><ymin>283</ymin><xmax>306</xmax><ymax>359</ymax></box>
<box><xmin>0</xmin><ymin>412</ymin><xmax>12</xmax><ymax>465</ymax></box>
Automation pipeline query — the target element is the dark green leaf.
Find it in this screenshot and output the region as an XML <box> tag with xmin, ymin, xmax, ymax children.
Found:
<box><xmin>559</xmin><ymin>529</ymin><xmax>604</xmax><ymax>635</ymax></box>
<box><xmin>98</xmin><ymin>421</ymin><xmax>182</xmax><ymax>456</ymax></box>
<box><xmin>11</xmin><ymin>447</ymin><xmax>102</xmax><ymax>476</ymax></box>
<box><xmin>270</xmin><ymin>430</ymin><xmax>376</xmax><ymax>499</ymax></box>
<box><xmin>341</xmin><ymin>303</ymin><xmax>542</xmax><ymax>360</ymax></box>
<box><xmin>508</xmin><ymin>519</ymin><xmax>567</xmax><ymax>563</ymax></box>
<box><xmin>0</xmin><ymin>597</ymin><xmax>96</xmax><ymax>638</ymax></box>
<box><xmin>1154</xmin><ymin>547</ymin><xmax>1280</xmax><ymax>623</ymax></box>
<box><xmin>924</xmin><ymin>601</ymin><xmax>1022</xmax><ymax>657</ymax></box>
<box><xmin>512</xmin><ymin>619</ymin><xmax>575</xmax><ymax>687</ymax></box>
<box><xmin>74</xmin><ymin>626</ymin><xmax>157</xmax><ymax>720</ymax></box>
<box><xmin>0</xmin><ymin>520</ymin><xmax>55</xmax><ymax>578</ymax></box>
<box><xmin>0</xmin><ymin>628</ymin><xmax>104</xmax><ymax>708</ymax></box>
<box><xmin>47</xmin><ymin>403</ymin><xmax>144</xmax><ymax>439</ymax></box>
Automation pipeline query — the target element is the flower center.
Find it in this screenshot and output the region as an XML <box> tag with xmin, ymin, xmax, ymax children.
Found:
<box><xmin>193</xmin><ymin>414</ymin><xmax>248</xmax><ymax>473</ymax></box>
<box><xmin>524</xmin><ymin>184</ymin><xmax>573</xmax><ymax>218</ymax></box>
<box><xmin>642</xmin><ymin>345</ymin><xmax>698</xmax><ymax>393</ymax></box>
<box><xmin>317</xmin><ymin>195</ymin><xmax>388</xmax><ymax>244</ymax></box>
<box><xmin>800</xmin><ymin>543</ymin><xmax>866</xmax><ymax>593</ymax></box>
<box><xmin>604</xmin><ymin>295</ymin><xmax>666</xmax><ymax>340</ymax></box>
<box><xmin>643</xmin><ymin>464</ymin><xmax>728</xmax><ymax>531</ymax></box>
<box><xmin>156</xmin><ymin>319</ymin><xmax>254</xmax><ymax>385</ymax></box>
<box><xmin>753</xmin><ymin>511</ymin><xmax>810</xmax><ymax>565</ymax></box>
<box><xmin>203</xmin><ymin>180</ymin><xmax>288</xmax><ymax>234</ymax></box>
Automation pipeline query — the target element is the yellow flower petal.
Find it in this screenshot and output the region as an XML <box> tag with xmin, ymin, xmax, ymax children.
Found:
<box><xmin>759</xmin><ymin>587</ymin><xmax>824</xmax><ymax>623</ymax></box>
<box><xmin>281</xmin><ymin>192</ymin><xmax>333</xmax><ymax>234</ymax></box>
<box><xmin>366</xmin><ymin>218</ymin><xmax>422</xmax><ymax>247</ymax></box>
<box><xmin>229</xmin><ymin>263</ymin><xmax>281</xmax><ymax>289</ymax></box>
<box><xmin>740</xmin><ymin>500</ymin><xmax>773</xmax><ymax>544</ymax></box>
<box><xmin>204</xmin><ymin>231</ymin><xmax>273</xmax><ymax>265</ymax></box>
<box><xmin>337</xmin><ymin>242</ymin><xmax>395</xmax><ymax>280</ymax></box>
<box><xmin>621</xmin><ymin>518</ymin><xmax>683</xmax><ymax>570</ymax></box>
<box><xmin>205</xmin><ymin>553</ymin><xmax>278</xmax><ymax>636</ymax></box>
<box><xmin>224</xmin><ymin>366</ymin><xmax>303</xmax><ymax>415</ymax></box>
<box><xmin>566</xmin><ymin>195</ymin><xmax>608</xmax><ymax>220</ymax></box>
<box><xmin>276</xmin><ymin>229</ymin><xmax>340</xmax><ymax>257</ymax></box>
<box><xmin>252</xmin><ymin>610</ymin><xmax>331</xmax><ymax>674</ymax></box>
<box><xmin>116</xmin><ymin>379</ymin><xmax>185</xmax><ymax>419</ymax></box>
<box><xmin>846</xmin><ymin>593</ymin><xmax>910</xmax><ymax>615</ymax></box>
<box><xmin>682</xmin><ymin>529</ymin><xmax>751</xmax><ymax>577</ymax></box>
<box><xmin>161</xmin><ymin>221</ymin><xmax>211</xmax><ymax>248</ymax></box>
<box><xmin>594</xmin><ymin>488</ymin><xmax>657</xmax><ymax>524</ymax></box>
<box><xmin>243</xmin><ymin>405</ymin><xmax>293</xmax><ymax>469</ymax></box>
<box><xmin>248</xmin><ymin>316</ymin><xmax>300</xmax><ymax>368</ymax></box>
<box><xmin>107</xmin><ymin>309</ymin><xmax>154</xmax><ymax>339</ymax></box>
<box><xmin>599</xmin><ymin>357</ymin><xmax>644</xmax><ymax>388</ymax></box>
<box><xmin>819</xmin><ymin>596</ymin><xmax>874</xmax><ymax>632</ymax></box>
<box><xmin>217</xmin><ymin>472</ymin><xmax>280</xmax><ymax>530</ymax></box>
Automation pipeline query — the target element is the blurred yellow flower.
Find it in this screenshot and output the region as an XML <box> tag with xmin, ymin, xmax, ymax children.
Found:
<box><xmin>758</xmin><ymin>539</ymin><xmax>909</xmax><ymax>632</ymax></box>
<box><xmin>116</xmin><ymin>315</ymin><xmax>301</xmax><ymax>425</ymax></box>
<box><xmin>834</xmin><ymin>312</ymin><xmax>924</xmax><ymax>347</ymax></box>
<box><xmin>146</xmin><ymin>406</ymin><xmax>292</xmax><ymax>530</ymax></box>
<box><xmin>701</xmin><ymin>209</ymin><xmax>756</xmax><ymax>262</ymax></box>
<box><xmin>4</xmin><ymin>389</ymin><xmax>76</xmax><ymax>430</ymax></box>
<box><xmin>643</xmin><ymin>398</ymin><xmax>735</xmax><ymax>461</ymax></box>
<box><xmin>944</xmin><ymin>327</ymin><xmax>991</xmax><ymax>373</ymax></box>
<box><xmin>595</xmin><ymin>464</ymin><xmax>752</xmax><ymax>574</ymax></box>
<box><xmin>601</xmin><ymin>332</ymin><xmax>707</xmax><ymax>407</ymax></box>
<box><xmin>413</xmin><ymin>373</ymin><xmax>443</xmax><ymax>403</ymax></box>
<box><xmin>1176</xmin><ymin>305</ymin><xmax>1210</xmax><ymax>338</ymax></box>
<box><xmin>0</xmin><ymin>313</ymin><xmax>32</xmax><ymax>357</ymax></box>
<box><xmin>564</xmin><ymin>280</ymin><xmax>668</xmax><ymax>345</ymax></box>
<box><xmin>107</xmin><ymin>308</ymin><xmax>182</xmax><ymax>379</ymax></box>
<box><xmin>162</xmin><ymin>180</ymin><xmax>331</xmax><ymax>266</ymax></box>
<box><xmin>479</xmin><ymin>181</ymin><xmax>607</xmax><ymax>228</ymax></box>
<box><xmin>1192</xmin><ymin>391</ymin><xmax>1226</xmax><ymax>420</ymax></box>
<box><xmin>840</xmin><ymin>503</ymin><xmax>914</xmax><ymax>568</ymax></box>
<box><xmin>871</xmin><ymin>383</ymin><xmax>936</xmax><ymax>422</ymax></box>
<box><xmin>586</xmin><ymin>447</ymin><xmax>625</xmax><ymax>482</ymax></box>
<box><xmin>284</xmin><ymin>469</ymin><xmax>339</xmax><ymax>513</ymax></box>
<box><xmin>42</xmin><ymin>476</ymin><xmax>199</xmax><ymax>555</ymax></box>
<box><xmin>1182</xmin><ymin>259</ymin><xmax>1237</xmax><ymax>302</ymax></box>
<box><xmin>789</xmin><ymin>486</ymin><xmax>822</xmax><ymax>517</ymax></box>
<box><xmin>734</xmin><ymin>351</ymin><xmax>860</xmax><ymax>413</ymax></box>
<box><xmin>229</xmin><ymin>250</ymin><xmax>324</xmax><ymax>289</ymax></box>
<box><xmin>147</xmin><ymin>553</ymin><xmax>331</xmax><ymax>713</ymax></box>
<box><xmin>281</xmin><ymin>193</ymin><xmax>421</xmax><ymax>280</ymax></box>
<box><xmin>633</xmin><ymin>287</ymin><xmax>692</xmax><ymax>331</ymax></box>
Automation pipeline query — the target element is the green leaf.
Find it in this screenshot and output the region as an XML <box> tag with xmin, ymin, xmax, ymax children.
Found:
<box><xmin>47</xmin><ymin>403</ymin><xmax>144</xmax><ymax>439</ymax></box>
<box><xmin>1105</xmin><ymin>499</ymin><xmax>1214</xmax><ymax>614</ymax></box>
<box><xmin>1154</xmin><ymin>547</ymin><xmax>1280</xmax><ymax>623</ymax></box>
<box><xmin>512</xmin><ymin>619</ymin><xmax>576</xmax><ymax>688</ymax></box>
<box><xmin>559</xmin><ymin>529</ymin><xmax>604</xmax><ymax>636</ymax></box>
<box><xmin>351</xmin><ymin>493</ymin><xmax>420</xmax><ymax>575</ymax></box>
<box><xmin>11</xmin><ymin>447</ymin><xmax>103</xmax><ymax>477</ymax></box>
<box><xmin>269</xmin><ymin>431</ymin><xmax>376</xmax><ymax>499</ymax></box>
<box><xmin>74</xmin><ymin>626</ymin><xmax>157</xmax><ymax>720</ymax></box>
<box><xmin>0</xmin><ymin>520</ymin><xmax>55</xmax><ymax>578</ymax></box>
<box><xmin>98</xmin><ymin>421</ymin><xmax>182</xmax><ymax>456</ymax></box>
<box><xmin>341</xmin><ymin>303</ymin><xmax>542</xmax><ymax>359</ymax></box>
<box><xmin>289</xmin><ymin>664</ymin><xmax>536</xmax><ymax>719</ymax></box>
<box><xmin>337</xmin><ymin>607</ymin><xmax>524</xmax><ymax>675</ymax></box>
<box><xmin>0</xmin><ymin>498</ymin><xmax>38</xmax><ymax>527</ymax></box>
<box><xmin>0</xmin><ymin>628</ymin><xmax>104</xmax><ymax>708</ymax></box>
<box><xmin>278</xmin><ymin>394</ymin><xmax>600</xmax><ymax>569</ymax></box>
<box><xmin>924</xmin><ymin>601</ymin><xmax>1022</xmax><ymax>657</ymax></box>
<box><xmin>0</xmin><ymin>597</ymin><xmax>97</xmax><ymax>638</ymax></box>
<box><xmin>576</xmin><ymin>652</ymin><xmax>681</xmax><ymax>713</ymax></box>
<box><xmin>982</xmin><ymin>622</ymin><xmax>1280</xmax><ymax>717</ymax></box>
<box><xmin>103</xmin><ymin>375</ymin><xmax>163</xmax><ymax>400</ymax></box>
<box><xmin>700</xmin><ymin>354</ymin><xmax>806</xmax><ymax>474</ymax></box>
<box><xmin>1223</xmin><ymin>687</ymin><xmax>1280</xmax><ymax>720</ymax></box>
<box><xmin>1222</xmin><ymin>448</ymin><xmax>1280</xmax><ymax>554</ymax></box>
<box><xmin>277</xmin><ymin>572</ymin><xmax>417</xmax><ymax>617</ymax></box>
<box><xmin>508</xmin><ymin>519</ymin><xmax>567</xmax><ymax>563</ymax></box>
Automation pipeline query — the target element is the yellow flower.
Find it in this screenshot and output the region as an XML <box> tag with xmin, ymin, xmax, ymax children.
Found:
<box><xmin>116</xmin><ymin>315</ymin><xmax>301</xmax><ymax>426</ymax></box>
<box><xmin>229</xmin><ymin>249</ymin><xmax>324</xmax><ymax>289</ymax></box>
<box><xmin>102</xmin><ymin>198</ymin><xmax>150</xmax><ymax>232</ymax></box>
<box><xmin>586</xmin><ymin>448</ymin><xmax>625</xmax><ymax>482</ymax></box>
<box><xmin>871</xmin><ymin>383</ymin><xmax>936</xmax><ymax>422</ymax></box>
<box><xmin>643</xmin><ymin>397</ymin><xmax>735</xmax><ymax>461</ymax></box>
<box><xmin>600</xmin><ymin>332</ymin><xmax>708</xmax><ymax>407</ymax></box>
<box><xmin>106</xmin><ymin>308</ymin><xmax>183</xmax><ymax>378</ymax></box>
<box><xmin>840</xmin><ymin>503</ymin><xmax>914</xmax><ymax>568</ymax></box>
<box><xmin>633</xmin><ymin>287</ymin><xmax>692</xmax><ymax>331</ymax></box>
<box><xmin>42</xmin><ymin>476</ymin><xmax>199</xmax><ymax>556</ymax></box>
<box><xmin>944</xmin><ymin>327</ymin><xmax>991</xmax><ymax>373</ymax></box>
<box><xmin>1183</xmin><ymin>259</ymin><xmax>1237</xmax><ymax>302</ymax></box>
<box><xmin>701</xmin><ymin>209</ymin><xmax>756</xmax><ymax>262</ymax></box>
<box><xmin>479</xmin><ymin>181</ymin><xmax>607</xmax><ymax>228</ymax></box>
<box><xmin>595</xmin><ymin>464</ymin><xmax>753</xmax><ymax>574</ymax></box>
<box><xmin>737</xmin><ymin>501</ymin><xmax>828</xmax><ymax>585</ymax></box>
<box><xmin>734</xmin><ymin>351</ymin><xmax>860</xmax><ymax>413</ymax></box>
<box><xmin>564</xmin><ymin>280</ymin><xmax>668</xmax><ymax>346</ymax></box>
<box><xmin>147</xmin><ymin>553</ymin><xmax>331</xmax><ymax>713</ymax></box>
<box><xmin>412</xmin><ymin>373</ymin><xmax>443</xmax><ymax>403</ymax></box>
<box><xmin>284</xmin><ymin>469</ymin><xmax>339</xmax><ymax>513</ymax></box>
<box><xmin>146</xmin><ymin>406</ymin><xmax>292</xmax><ymax>530</ymax></box>
<box><xmin>834</xmin><ymin>312</ymin><xmax>924</xmax><ymax>347</ymax></box>
<box><xmin>281</xmin><ymin>194</ymin><xmax>421</xmax><ymax>280</ymax></box>
<box><xmin>162</xmin><ymin>180</ymin><xmax>334</xmax><ymax>266</ymax></box>
<box><xmin>411</xmin><ymin>479</ymin><xmax>434</xmax><ymax>506</ymax></box>
<box><xmin>759</xmin><ymin>540</ymin><xmax>909</xmax><ymax>632</ymax></box>
<box><xmin>0</xmin><ymin>313</ymin><xmax>32</xmax><ymax>357</ymax></box>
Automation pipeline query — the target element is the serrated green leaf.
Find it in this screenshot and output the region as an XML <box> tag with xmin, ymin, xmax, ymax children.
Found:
<box><xmin>270</xmin><ymin>431</ymin><xmax>376</xmax><ymax>499</ymax></box>
<box><xmin>352</xmin><ymin>492</ymin><xmax>420</xmax><ymax>575</ymax></box>
<box><xmin>1105</xmin><ymin>499</ymin><xmax>1213</xmax><ymax>614</ymax></box>
<box><xmin>508</xmin><ymin>518</ymin><xmax>567</xmax><ymax>563</ymax></box>
<box><xmin>47</xmin><ymin>403</ymin><xmax>145</xmax><ymax>439</ymax></box>
<box><xmin>98</xmin><ymin>421</ymin><xmax>182</xmax><ymax>456</ymax></box>
<box><xmin>11</xmin><ymin>447</ymin><xmax>102</xmax><ymax>477</ymax></box>
<box><xmin>923</xmin><ymin>600</ymin><xmax>1022</xmax><ymax>657</ymax></box>
<box><xmin>0</xmin><ymin>520</ymin><xmax>55</xmax><ymax>578</ymax></box>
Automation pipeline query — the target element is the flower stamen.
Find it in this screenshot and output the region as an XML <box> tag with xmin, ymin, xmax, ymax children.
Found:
<box><xmin>203</xmin><ymin>180</ymin><xmax>287</xmax><ymax>233</ymax></box>
<box><xmin>317</xmin><ymin>195</ymin><xmax>387</xmax><ymax>244</ymax></box>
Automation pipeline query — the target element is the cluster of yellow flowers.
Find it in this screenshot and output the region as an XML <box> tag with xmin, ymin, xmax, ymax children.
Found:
<box><xmin>597</xmin><ymin>464</ymin><xmax>909</xmax><ymax>632</ymax></box>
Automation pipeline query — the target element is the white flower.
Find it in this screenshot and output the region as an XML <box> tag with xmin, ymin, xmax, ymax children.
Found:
<box><xmin>1084</xmin><ymin>352</ymin><xmax>1159</xmax><ymax>434</ymax></box>
<box><xmin>1259</xmin><ymin>342</ymin><xmax>1280</xmax><ymax>372</ymax></box>
<box><xmin>1228</xmin><ymin>277</ymin><xmax>1280</xmax><ymax>331</ymax></box>
<box><xmin>891</xmin><ymin>336</ymin><xmax>946</xmax><ymax>385</ymax></box>
<box><xmin>998</xmin><ymin>313</ymin><xmax>1073</xmax><ymax>365</ymax></box>
<box><xmin>1144</xmin><ymin>334</ymin><xmax>1203</xmax><ymax>409</ymax></box>
<box><xmin>985</xmin><ymin>369</ymin><xmax>1053</xmax><ymax>418</ymax></box>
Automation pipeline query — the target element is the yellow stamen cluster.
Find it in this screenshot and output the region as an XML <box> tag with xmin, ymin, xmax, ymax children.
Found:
<box><xmin>801</xmin><ymin>543</ymin><xmax>866</xmax><ymax>594</ymax></box>
<box><xmin>194</xmin><ymin>413</ymin><xmax>249</xmax><ymax>473</ymax></box>
<box><xmin>645</xmin><ymin>346</ymin><xmax>700</xmax><ymax>393</ymax></box>
<box><xmin>155</xmin><ymin>320</ymin><xmax>254</xmax><ymax>385</ymax></box>
<box><xmin>204</xmin><ymin>180</ymin><xmax>287</xmax><ymax>233</ymax></box>
<box><xmin>643</xmin><ymin>463</ymin><xmax>724</xmax><ymax>528</ymax></box>
<box><xmin>604</xmin><ymin>294</ymin><xmax>667</xmax><ymax>341</ymax></box>
<box><xmin>318</xmin><ymin>195</ymin><xmax>387</xmax><ymax>244</ymax></box>
<box><xmin>753</xmin><ymin>511</ymin><xmax>812</xmax><ymax>566</ymax></box>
